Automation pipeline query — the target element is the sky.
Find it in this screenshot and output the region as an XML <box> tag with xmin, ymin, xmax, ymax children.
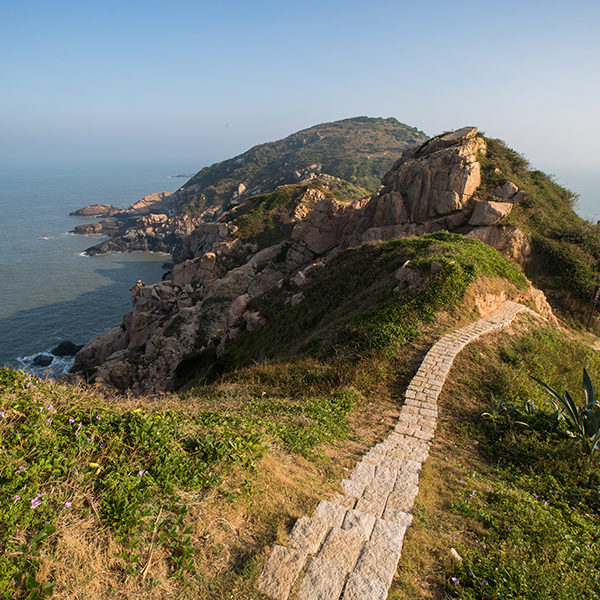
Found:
<box><xmin>1</xmin><ymin>0</ymin><xmax>598</xmax><ymax>214</ymax></box>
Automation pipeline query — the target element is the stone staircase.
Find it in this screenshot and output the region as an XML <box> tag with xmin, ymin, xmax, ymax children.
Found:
<box><xmin>258</xmin><ymin>301</ymin><xmax>539</xmax><ymax>600</ymax></box>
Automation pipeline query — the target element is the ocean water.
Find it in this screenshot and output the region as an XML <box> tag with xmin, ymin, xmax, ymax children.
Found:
<box><xmin>0</xmin><ymin>163</ymin><xmax>190</xmax><ymax>375</ymax></box>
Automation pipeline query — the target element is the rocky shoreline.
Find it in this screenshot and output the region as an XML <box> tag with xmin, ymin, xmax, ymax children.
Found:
<box><xmin>68</xmin><ymin>127</ymin><xmax>541</xmax><ymax>394</ymax></box>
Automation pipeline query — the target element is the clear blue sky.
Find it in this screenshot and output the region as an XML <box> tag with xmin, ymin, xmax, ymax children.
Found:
<box><xmin>1</xmin><ymin>0</ymin><xmax>598</xmax><ymax>208</ymax></box>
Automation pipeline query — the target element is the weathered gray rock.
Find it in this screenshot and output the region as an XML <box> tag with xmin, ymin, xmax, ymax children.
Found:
<box><xmin>493</xmin><ymin>181</ymin><xmax>519</xmax><ymax>199</ymax></box>
<box><xmin>469</xmin><ymin>200</ymin><xmax>513</xmax><ymax>226</ymax></box>
<box><xmin>466</xmin><ymin>225</ymin><xmax>530</xmax><ymax>266</ymax></box>
<box><xmin>73</xmin><ymin>325</ymin><xmax>128</xmax><ymax>371</ymax></box>
<box><xmin>69</xmin><ymin>204</ymin><xmax>122</xmax><ymax>217</ymax></box>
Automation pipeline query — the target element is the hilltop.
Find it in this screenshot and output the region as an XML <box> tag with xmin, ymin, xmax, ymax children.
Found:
<box><xmin>72</xmin><ymin>117</ymin><xmax>427</xmax><ymax>255</ymax></box>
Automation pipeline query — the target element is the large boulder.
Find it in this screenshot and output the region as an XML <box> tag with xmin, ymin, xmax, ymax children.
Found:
<box><xmin>469</xmin><ymin>200</ymin><xmax>513</xmax><ymax>226</ymax></box>
<box><xmin>466</xmin><ymin>225</ymin><xmax>530</xmax><ymax>266</ymax></box>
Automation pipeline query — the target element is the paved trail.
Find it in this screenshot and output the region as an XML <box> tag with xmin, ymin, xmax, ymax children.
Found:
<box><xmin>258</xmin><ymin>301</ymin><xmax>540</xmax><ymax>600</ymax></box>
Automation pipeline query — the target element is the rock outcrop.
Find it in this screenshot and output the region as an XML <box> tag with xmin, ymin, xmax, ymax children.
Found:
<box><xmin>69</xmin><ymin>192</ymin><xmax>201</xmax><ymax>255</ymax></box>
<box><xmin>69</xmin><ymin>204</ymin><xmax>122</xmax><ymax>217</ymax></box>
<box><xmin>73</xmin><ymin>126</ymin><xmax>539</xmax><ymax>393</ymax></box>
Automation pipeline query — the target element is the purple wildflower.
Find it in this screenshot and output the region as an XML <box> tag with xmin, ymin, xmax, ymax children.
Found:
<box><xmin>470</xmin><ymin>491</ymin><xmax>477</xmax><ymax>499</ymax></box>
<box><xmin>47</xmin><ymin>418</ymin><xmax>52</xmax><ymax>424</ymax></box>
<box><xmin>0</xmin><ymin>410</ymin><xmax>6</xmax><ymax>418</ymax></box>
<box><xmin>30</xmin><ymin>494</ymin><xmax>42</xmax><ymax>509</ymax></box>
<box><xmin>64</xmin><ymin>502</ymin><xmax>72</xmax><ymax>509</ymax></box>
<box><xmin>18</xmin><ymin>465</ymin><xmax>27</xmax><ymax>471</ymax></box>
<box><xmin>100</xmin><ymin>443</ymin><xmax>106</xmax><ymax>449</ymax></box>
<box><xmin>482</xmin><ymin>579</ymin><xmax>489</xmax><ymax>585</ymax></box>
<box><xmin>137</xmin><ymin>470</ymin><xmax>148</xmax><ymax>477</ymax></box>
<box><xmin>68</xmin><ymin>418</ymin><xmax>75</xmax><ymax>424</ymax></box>
<box><xmin>13</xmin><ymin>495</ymin><xmax>20</xmax><ymax>504</ymax></box>
<box><xmin>451</xmin><ymin>577</ymin><xmax>459</xmax><ymax>585</ymax></box>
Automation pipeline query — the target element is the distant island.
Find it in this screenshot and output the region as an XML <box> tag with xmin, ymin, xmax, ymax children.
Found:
<box><xmin>168</xmin><ymin>173</ymin><xmax>194</xmax><ymax>178</ymax></box>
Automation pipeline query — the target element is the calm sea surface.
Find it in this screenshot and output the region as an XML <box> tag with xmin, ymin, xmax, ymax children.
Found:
<box><xmin>0</xmin><ymin>161</ymin><xmax>597</xmax><ymax>376</ymax></box>
<box><xmin>0</xmin><ymin>162</ymin><xmax>191</xmax><ymax>375</ymax></box>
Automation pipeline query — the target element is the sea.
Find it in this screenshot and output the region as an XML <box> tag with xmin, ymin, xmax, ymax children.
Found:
<box><xmin>0</xmin><ymin>162</ymin><xmax>192</xmax><ymax>376</ymax></box>
<box><xmin>0</xmin><ymin>161</ymin><xmax>597</xmax><ymax>378</ymax></box>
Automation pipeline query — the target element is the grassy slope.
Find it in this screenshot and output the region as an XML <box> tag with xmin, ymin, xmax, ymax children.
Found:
<box><xmin>478</xmin><ymin>136</ymin><xmax>600</xmax><ymax>305</ymax></box>
<box><xmin>175</xmin><ymin>233</ymin><xmax>527</xmax><ymax>388</ymax></box>
<box><xmin>180</xmin><ymin>117</ymin><xmax>427</xmax><ymax>216</ymax></box>
<box><xmin>392</xmin><ymin>317</ymin><xmax>600</xmax><ymax>600</ymax></box>
<box><xmin>1</xmin><ymin>235</ymin><xmax>531</xmax><ymax>599</ymax></box>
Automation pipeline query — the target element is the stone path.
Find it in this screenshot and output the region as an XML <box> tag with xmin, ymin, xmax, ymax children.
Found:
<box><xmin>257</xmin><ymin>301</ymin><xmax>538</xmax><ymax>600</ymax></box>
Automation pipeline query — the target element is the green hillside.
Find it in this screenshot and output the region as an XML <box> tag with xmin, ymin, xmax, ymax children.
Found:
<box><xmin>477</xmin><ymin>136</ymin><xmax>600</xmax><ymax>303</ymax></box>
<box><xmin>180</xmin><ymin>117</ymin><xmax>427</xmax><ymax>216</ymax></box>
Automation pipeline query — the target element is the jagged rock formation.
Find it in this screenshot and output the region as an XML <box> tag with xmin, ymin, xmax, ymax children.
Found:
<box><xmin>70</xmin><ymin>192</ymin><xmax>198</xmax><ymax>254</ymax></box>
<box><xmin>73</xmin><ymin>126</ymin><xmax>533</xmax><ymax>393</ymax></box>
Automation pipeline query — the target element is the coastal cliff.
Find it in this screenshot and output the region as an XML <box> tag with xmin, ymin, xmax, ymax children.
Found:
<box><xmin>72</xmin><ymin>126</ymin><xmax>558</xmax><ymax>393</ymax></box>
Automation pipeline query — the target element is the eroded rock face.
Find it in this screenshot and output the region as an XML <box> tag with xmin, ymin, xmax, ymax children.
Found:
<box><xmin>380</xmin><ymin>127</ymin><xmax>484</xmax><ymax>223</ymax></box>
<box><xmin>466</xmin><ymin>225</ymin><xmax>531</xmax><ymax>266</ymax></box>
<box><xmin>73</xmin><ymin>126</ymin><xmax>540</xmax><ymax>393</ymax></box>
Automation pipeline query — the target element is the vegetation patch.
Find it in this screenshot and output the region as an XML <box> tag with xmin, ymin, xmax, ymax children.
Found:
<box><xmin>181</xmin><ymin>117</ymin><xmax>427</xmax><ymax>216</ymax></box>
<box><xmin>478</xmin><ymin>136</ymin><xmax>600</xmax><ymax>303</ymax></box>
<box><xmin>391</xmin><ymin>320</ymin><xmax>600</xmax><ymax>600</ymax></box>
<box><xmin>0</xmin><ymin>367</ymin><xmax>360</xmax><ymax>598</ymax></box>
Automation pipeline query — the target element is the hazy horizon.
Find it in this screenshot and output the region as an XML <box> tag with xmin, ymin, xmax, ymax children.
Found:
<box><xmin>1</xmin><ymin>1</ymin><xmax>597</xmax><ymax>218</ymax></box>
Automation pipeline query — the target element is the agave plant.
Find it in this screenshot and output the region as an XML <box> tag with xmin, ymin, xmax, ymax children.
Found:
<box><xmin>532</xmin><ymin>369</ymin><xmax>600</xmax><ymax>455</ymax></box>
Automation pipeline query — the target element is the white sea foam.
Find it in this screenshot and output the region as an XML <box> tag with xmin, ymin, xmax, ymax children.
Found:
<box><xmin>16</xmin><ymin>353</ymin><xmax>76</xmax><ymax>378</ymax></box>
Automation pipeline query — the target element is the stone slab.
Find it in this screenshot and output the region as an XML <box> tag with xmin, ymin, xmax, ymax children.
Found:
<box><xmin>354</xmin><ymin>541</ymin><xmax>402</xmax><ymax>586</ymax></box>
<box><xmin>257</xmin><ymin>545</ymin><xmax>307</xmax><ymax>600</ymax></box>
<box><xmin>349</xmin><ymin>461</ymin><xmax>376</xmax><ymax>485</ymax></box>
<box><xmin>316</xmin><ymin>527</ymin><xmax>365</xmax><ymax>573</ymax></box>
<box><xmin>297</xmin><ymin>558</ymin><xmax>347</xmax><ymax>600</ymax></box>
<box><xmin>330</xmin><ymin>493</ymin><xmax>358</xmax><ymax>510</ymax></box>
<box><xmin>386</xmin><ymin>490</ymin><xmax>417</xmax><ymax>513</ymax></box>
<box><xmin>369</xmin><ymin>518</ymin><xmax>406</xmax><ymax>553</ymax></box>
<box><xmin>342</xmin><ymin>478</ymin><xmax>366</xmax><ymax>498</ymax></box>
<box><xmin>314</xmin><ymin>500</ymin><xmax>347</xmax><ymax>529</ymax></box>
<box><xmin>341</xmin><ymin>509</ymin><xmax>377</xmax><ymax>541</ymax></box>
<box><xmin>288</xmin><ymin>516</ymin><xmax>330</xmax><ymax>554</ymax></box>
<box><xmin>382</xmin><ymin>508</ymin><xmax>413</xmax><ymax>528</ymax></box>
<box><xmin>341</xmin><ymin>572</ymin><xmax>388</xmax><ymax>600</ymax></box>
<box><xmin>355</xmin><ymin>487</ymin><xmax>391</xmax><ymax>519</ymax></box>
